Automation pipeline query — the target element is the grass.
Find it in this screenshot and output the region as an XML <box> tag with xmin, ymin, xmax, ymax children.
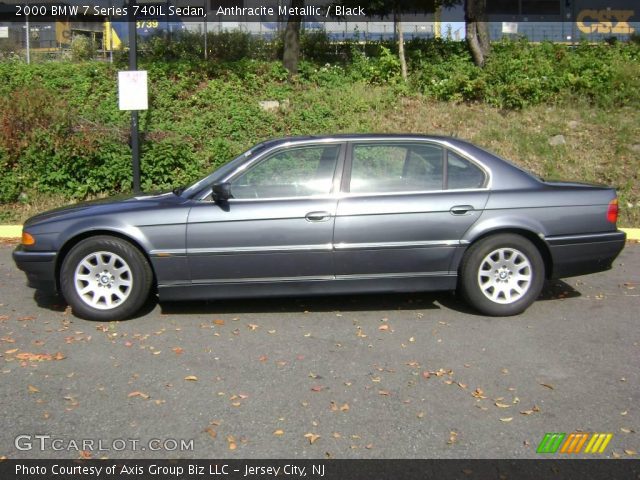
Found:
<box><xmin>2</xmin><ymin>88</ymin><xmax>638</xmax><ymax>226</ymax></box>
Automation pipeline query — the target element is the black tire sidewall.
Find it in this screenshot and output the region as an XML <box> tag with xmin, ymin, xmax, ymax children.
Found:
<box><xmin>60</xmin><ymin>236</ymin><xmax>152</xmax><ymax>321</ymax></box>
<box><xmin>460</xmin><ymin>234</ymin><xmax>545</xmax><ymax>316</ymax></box>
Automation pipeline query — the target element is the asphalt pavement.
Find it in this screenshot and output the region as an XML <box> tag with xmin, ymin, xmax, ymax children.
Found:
<box><xmin>0</xmin><ymin>242</ymin><xmax>638</xmax><ymax>459</ymax></box>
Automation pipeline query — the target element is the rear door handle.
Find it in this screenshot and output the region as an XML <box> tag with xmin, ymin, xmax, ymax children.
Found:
<box><xmin>450</xmin><ymin>205</ymin><xmax>474</xmax><ymax>215</ymax></box>
<box><xmin>305</xmin><ymin>211</ymin><xmax>332</xmax><ymax>222</ymax></box>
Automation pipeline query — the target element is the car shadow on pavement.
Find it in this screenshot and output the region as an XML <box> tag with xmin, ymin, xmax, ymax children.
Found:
<box><xmin>160</xmin><ymin>292</ymin><xmax>447</xmax><ymax>316</ymax></box>
<box><xmin>31</xmin><ymin>280</ymin><xmax>580</xmax><ymax>320</ymax></box>
<box><xmin>538</xmin><ymin>279</ymin><xmax>581</xmax><ymax>301</ymax></box>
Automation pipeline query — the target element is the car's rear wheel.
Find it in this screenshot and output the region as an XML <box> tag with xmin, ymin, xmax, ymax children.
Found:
<box><xmin>459</xmin><ymin>234</ymin><xmax>545</xmax><ymax>316</ymax></box>
<box><xmin>60</xmin><ymin>236</ymin><xmax>152</xmax><ymax>321</ymax></box>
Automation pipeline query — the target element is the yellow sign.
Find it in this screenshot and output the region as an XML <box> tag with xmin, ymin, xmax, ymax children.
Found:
<box><xmin>577</xmin><ymin>9</ymin><xmax>635</xmax><ymax>34</ymax></box>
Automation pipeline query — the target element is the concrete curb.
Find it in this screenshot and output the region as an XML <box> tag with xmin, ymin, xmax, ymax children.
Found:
<box><xmin>1</xmin><ymin>224</ymin><xmax>639</xmax><ymax>240</ymax></box>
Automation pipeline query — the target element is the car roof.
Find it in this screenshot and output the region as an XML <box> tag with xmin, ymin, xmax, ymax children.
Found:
<box><xmin>266</xmin><ymin>134</ymin><xmax>458</xmax><ymax>144</ymax></box>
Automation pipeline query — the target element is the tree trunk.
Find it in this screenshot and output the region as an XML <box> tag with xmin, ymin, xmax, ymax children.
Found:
<box><xmin>395</xmin><ymin>11</ymin><xmax>408</xmax><ymax>82</ymax></box>
<box><xmin>465</xmin><ymin>0</ymin><xmax>490</xmax><ymax>67</ymax></box>
<box><xmin>282</xmin><ymin>0</ymin><xmax>304</xmax><ymax>75</ymax></box>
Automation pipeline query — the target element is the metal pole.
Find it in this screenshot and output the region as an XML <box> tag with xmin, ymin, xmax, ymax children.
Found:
<box><xmin>128</xmin><ymin>0</ymin><xmax>141</xmax><ymax>193</ymax></box>
<box><xmin>203</xmin><ymin>0</ymin><xmax>207</xmax><ymax>60</ymax></box>
<box><xmin>25</xmin><ymin>6</ymin><xmax>30</xmax><ymax>64</ymax></box>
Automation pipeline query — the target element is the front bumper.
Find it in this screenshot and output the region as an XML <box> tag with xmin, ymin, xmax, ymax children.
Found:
<box><xmin>546</xmin><ymin>230</ymin><xmax>626</xmax><ymax>279</ymax></box>
<box><xmin>13</xmin><ymin>245</ymin><xmax>57</xmax><ymax>291</ymax></box>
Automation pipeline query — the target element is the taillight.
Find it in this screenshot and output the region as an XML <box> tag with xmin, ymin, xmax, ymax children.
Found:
<box><xmin>606</xmin><ymin>198</ymin><xmax>618</xmax><ymax>224</ymax></box>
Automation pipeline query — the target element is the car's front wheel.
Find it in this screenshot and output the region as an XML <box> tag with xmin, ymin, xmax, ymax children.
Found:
<box><xmin>459</xmin><ymin>234</ymin><xmax>545</xmax><ymax>316</ymax></box>
<box><xmin>60</xmin><ymin>236</ymin><xmax>152</xmax><ymax>321</ymax></box>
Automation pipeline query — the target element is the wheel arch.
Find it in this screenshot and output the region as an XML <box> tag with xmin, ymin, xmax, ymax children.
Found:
<box><xmin>458</xmin><ymin>227</ymin><xmax>553</xmax><ymax>279</ymax></box>
<box><xmin>55</xmin><ymin>230</ymin><xmax>157</xmax><ymax>292</ymax></box>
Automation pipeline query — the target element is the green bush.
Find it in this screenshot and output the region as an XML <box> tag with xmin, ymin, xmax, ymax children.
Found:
<box><xmin>71</xmin><ymin>36</ymin><xmax>96</xmax><ymax>62</ymax></box>
<box><xmin>0</xmin><ymin>37</ymin><xmax>638</xmax><ymax>206</ymax></box>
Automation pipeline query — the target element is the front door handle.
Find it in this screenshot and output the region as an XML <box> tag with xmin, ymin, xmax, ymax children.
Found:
<box><xmin>305</xmin><ymin>211</ymin><xmax>332</xmax><ymax>222</ymax></box>
<box><xmin>450</xmin><ymin>205</ymin><xmax>474</xmax><ymax>215</ymax></box>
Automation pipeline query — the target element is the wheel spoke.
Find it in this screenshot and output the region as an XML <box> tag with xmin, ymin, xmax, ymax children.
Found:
<box><xmin>477</xmin><ymin>247</ymin><xmax>533</xmax><ymax>305</ymax></box>
<box><xmin>74</xmin><ymin>250</ymin><xmax>133</xmax><ymax>311</ymax></box>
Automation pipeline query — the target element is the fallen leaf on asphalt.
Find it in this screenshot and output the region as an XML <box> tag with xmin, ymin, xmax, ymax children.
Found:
<box><xmin>79</xmin><ymin>450</ymin><xmax>92</xmax><ymax>459</ymax></box>
<box><xmin>258</xmin><ymin>355</ymin><xmax>268</xmax><ymax>362</ymax></box>
<box><xmin>247</xmin><ymin>324</ymin><xmax>259</xmax><ymax>331</ymax></box>
<box><xmin>620</xmin><ymin>428</ymin><xmax>633</xmax><ymax>433</ymax></box>
<box><xmin>311</xmin><ymin>385</ymin><xmax>324</xmax><ymax>392</ymax></box>
<box><xmin>227</xmin><ymin>436</ymin><xmax>237</xmax><ymax>450</ymax></box>
<box><xmin>624</xmin><ymin>449</ymin><xmax>636</xmax><ymax>456</ymax></box>
<box><xmin>472</xmin><ymin>388</ymin><xmax>487</xmax><ymax>399</ymax></box>
<box><xmin>27</xmin><ymin>385</ymin><xmax>39</xmax><ymax>393</ymax></box>
<box><xmin>340</xmin><ymin>403</ymin><xmax>350</xmax><ymax>412</ymax></box>
<box><xmin>15</xmin><ymin>352</ymin><xmax>65</xmax><ymax>361</ymax></box>
<box><xmin>304</xmin><ymin>433</ymin><xmax>320</xmax><ymax>444</ymax></box>
<box><xmin>4</xmin><ymin>348</ymin><xmax>18</xmax><ymax>354</ymax></box>
<box><xmin>417</xmin><ymin>412</ymin><xmax>425</xmax><ymax>419</ymax></box>
<box><xmin>172</xmin><ymin>347</ymin><xmax>184</xmax><ymax>355</ymax></box>
<box><xmin>184</xmin><ymin>375</ymin><xmax>198</xmax><ymax>381</ymax></box>
<box><xmin>378</xmin><ymin>390</ymin><xmax>391</xmax><ymax>396</ymax></box>
<box><xmin>127</xmin><ymin>391</ymin><xmax>149</xmax><ymax>400</ymax></box>
<box><xmin>273</xmin><ymin>429</ymin><xmax>284</xmax><ymax>436</ymax></box>
<box><xmin>378</xmin><ymin>324</ymin><xmax>390</xmax><ymax>332</ymax></box>
<box><xmin>213</xmin><ymin>319</ymin><xmax>225</xmax><ymax>326</ymax></box>
<box><xmin>422</xmin><ymin>371</ymin><xmax>431</xmax><ymax>379</ymax></box>
<box><xmin>447</xmin><ymin>431</ymin><xmax>458</xmax><ymax>445</ymax></box>
<box><xmin>500</xmin><ymin>417</ymin><xmax>513</xmax><ymax>422</ymax></box>
<box><xmin>540</xmin><ymin>383</ymin><xmax>554</xmax><ymax>390</ymax></box>
<box><xmin>495</xmin><ymin>402</ymin><xmax>511</xmax><ymax>408</ymax></box>
<box><xmin>204</xmin><ymin>427</ymin><xmax>217</xmax><ymax>439</ymax></box>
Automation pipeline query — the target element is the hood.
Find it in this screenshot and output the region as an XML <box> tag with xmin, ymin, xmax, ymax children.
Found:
<box><xmin>24</xmin><ymin>192</ymin><xmax>181</xmax><ymax>227</ymax></box>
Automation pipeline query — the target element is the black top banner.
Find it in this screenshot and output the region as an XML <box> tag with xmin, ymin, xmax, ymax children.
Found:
<box><xmin>0</xmin><ymin>0</ymin><xmax>638</xmax><ymax>23</ymax></box>
<box><xmin>1</xmin><ymin>459</ymin><xmax>640</xmax><ymax>480</ymax></box>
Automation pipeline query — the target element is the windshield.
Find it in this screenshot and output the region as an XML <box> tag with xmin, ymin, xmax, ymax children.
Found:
<box><xmin>180</xmin><ymin>142</ymin><xmax>270</xmax><ymax>198</ymax></box>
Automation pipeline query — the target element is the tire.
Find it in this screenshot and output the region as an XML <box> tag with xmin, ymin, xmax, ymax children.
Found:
<box><xmin>459</xmin><ymin>234</ymin><xmax>545</xmax><ymax>316</ymax></box>
<box><xmin>60</xmin><ymin>236</ymin><xmax>152</xmax><ymax>321</ymax></box>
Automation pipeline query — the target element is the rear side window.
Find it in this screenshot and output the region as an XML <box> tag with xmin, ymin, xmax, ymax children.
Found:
<box><xmin>446</xmin><ymin>151</ymin><xmax>486</xmax><ymax>189</ymax></box>
<box><xmin>349</xmin><ymin>143</ymin><xmax>444</xmax><ymax>193</ymax></box>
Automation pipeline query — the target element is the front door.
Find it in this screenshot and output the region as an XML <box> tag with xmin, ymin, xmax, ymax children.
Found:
<box><xmin>334</xmin><ymin>141</ymin><xmax>489</xmax><ymax>278</ymax></box>
<box><xmin>187</xmin><ymin>143</ymin><xmax>344</xmax><ymax>284</ymax></box>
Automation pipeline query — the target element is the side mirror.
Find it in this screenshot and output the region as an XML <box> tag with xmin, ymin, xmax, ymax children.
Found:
<box><xmin>212</xmin><ymin>182</ymin><xmax>232</xmax><ymax>202</ymax></box>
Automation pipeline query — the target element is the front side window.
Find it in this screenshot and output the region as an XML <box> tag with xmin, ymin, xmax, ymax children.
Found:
<box><xmin>349</xmin><ymin>143</ymin><xmax>444</xmax><ymax>194</ymax></box>
<box><xmin>230</xmin><ymin>145</ymin><xmax>340</xmax><ymax>199</ymax></box>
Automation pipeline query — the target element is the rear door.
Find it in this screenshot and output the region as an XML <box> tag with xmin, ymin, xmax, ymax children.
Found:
<box><xmin>187</xmin><ymin>142</ymin><xmax>344</xmax><ymax>284</ymax></box>
<box><xmin>334</xmin><ymin>141</ymin><xmax>490</xmax><ymax>277</ymax></box>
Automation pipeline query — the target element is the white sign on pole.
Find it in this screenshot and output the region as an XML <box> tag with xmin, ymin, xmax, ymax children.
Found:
<box><xmin>502</xmin><ymin>22</ymin><xmax>518</xmax><ymax>34</ymax></box>
<box><xmin>118</xmin><ymin>71</ymin><xmax>148</xmax><ymax>111</ymax></box>
<box><xmin>0</xmin><ymin>26</ymin><xmax>9</xmax><ymax>39</ymax></box>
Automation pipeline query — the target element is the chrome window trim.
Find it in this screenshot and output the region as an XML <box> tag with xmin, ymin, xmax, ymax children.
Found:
<box><xmin>194</xmin><ymin>137</ymin><xmax>493</xmax><ymax>202</ymax></box>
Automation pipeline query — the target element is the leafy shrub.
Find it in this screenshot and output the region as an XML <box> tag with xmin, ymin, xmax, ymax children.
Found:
<box><xmin>71</xmin><ymin>36</ymin><xmax>96</xmax><ymax>62</ymax></box>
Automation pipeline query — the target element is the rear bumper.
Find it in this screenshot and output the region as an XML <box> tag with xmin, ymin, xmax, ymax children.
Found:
<box><xmin>12</xmin><ymin>246</ymin><xmax>57</xmax><ymax>291</ymax></box>
<box><xmin>546</xmin><ymin>230</ymin><xmax>626</xmax><ymax>279</ymax></box>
